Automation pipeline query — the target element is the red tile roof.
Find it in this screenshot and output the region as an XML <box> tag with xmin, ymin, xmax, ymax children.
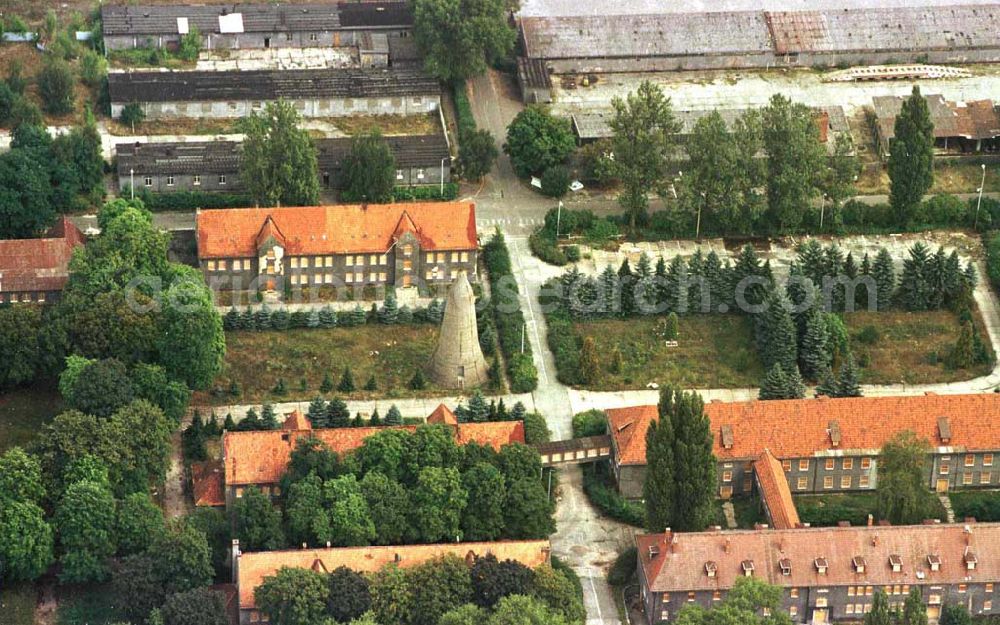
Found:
<box><xmin>427</xmin><ymin>404</ymin><xmax>458</xmax><ymax>426</ymax></box>
<box><xmin>238</xmin><ymin>540</ymin><xmax>551</xmax><ymax>609</ymax></box>
<box><xmin>196</xmin><ymin>203</ymin><xmax>478</xmax><ymax>259</ymax></box>
<box><xmin>191</xmin><ymin>460</ymin><xmax>226</xmax><ymax>507</ymax></box>
<box><xmin>0</xmin><ymin>217</ymin><xmax>85</xmax><ymax>294</ymax></box>
<box><xmin>608</xmin><ymin>393</ymin><xmax>1000</xmax><ymax>466</ymax></box>
<box><xmin>638</xmin><ymin>523</ymin><xmax>1000</xmax><ymax>594</ymax></box>
<box><xmin>282</xmin><ymin>410</ymin><xmax>311</xmax><ymax>431</ymax></box>
<box><xmin>752</xmin><ymin>450</ymin><xmax>800</xmax><ymax>530</ymax></box>
<box><xmin>223</xmin><ymin>413</ymin><xmax>525</xmax><ymax>486</ymax></box>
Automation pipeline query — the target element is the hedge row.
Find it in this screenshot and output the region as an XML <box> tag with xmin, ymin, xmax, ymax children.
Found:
<box><xmin>483</xmin><ymin>232</ymin><xmax>538</xmax><ymax>392</ymax></box>
<box><xmin>582</xmin><ymin>462</ymin><xmax>644</xmax><ymax>527</ymax></box>
<box><xmin>985</xmin><ymin>230</ymin><xmax>1000</xmax><ymax>293</ymax></box>
<box><xmin>137</xmin><ymin>189</ymin><xmax>255</xmax><ymax>211</ymax></box>
<box><xmin>222</xmin><ymin>300</ymin><xmax>444</xmax><ymax>331</ymax></box>
<box><xmin>341</xmin><ymin>184</ymin><xmax>459</xmax><ymax>203</ymax></box>
<box><xmin>453</xmin><ymin>80</ymin><xmax>477</xmax><ymax>140</ymax></box>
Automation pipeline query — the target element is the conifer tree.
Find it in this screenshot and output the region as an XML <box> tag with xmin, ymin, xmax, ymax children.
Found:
<box><xmin>320</xmin><ymin>372</ymin><xmax>334</xmax><ymax>394</ymax></box>
<box><xmin>307</xmin><ymin>397</ymin><xmax>328</xmax><ymax>427</ymax></box>
<box><xmin>318</xmin><ymin>306</ymin><xmax>336</xmax><ymax>328</ymax></box>
<box><xmin>272</xmin><ymin>378</ymin><xmax>287</xmax><ymax>396</ymax></box>
<box><xmin>466</xmin><ymin>390</ymin><xmax>490</xmax><ymax>423</ymax></box>
<box><xmin>757</xmin><ymin>289</ymin><xmax>798</xmax><ymax>373</ymax></box>
<box><xmin>644</xmin><ymin>391</ymin><xmax>676</xmax><ymax>533</ymax></box>
<box><xmin>608</xmin><ymin>347</ymin><xmax>624</xmax><ymax>374</ymax></box>
<box><xmin>241</xmin><ymin>408</ymin><xmax>261</xmax><ymax>430</ymax></box>
<box><xmin>510</xmin><ymin>402</ymin><xmax>527</xmax><ymax>421</ymax></box>
<box><xmin>338</xmin><ymin>366</ymin><xmax>356</xmax><ymax>393</ymax></box>
<box><xmin>871</xmin><ymin>249</ymin><xmax>896</xmax><ymax>311</ymax></box>
<box><xmin>866</xmin><ymin>590</ymin><xmax>892</xmax><ymax>625</ymax></box>
<box><xmin>637</xmin><ymin>252</ymin><xmax>653</xmax><ymax>279</ymax></box>
<box><xmin>654</xmin><ymin>256</ymin><xmax>668</xmax><ymax>309</ymax></box>
<box><xmin>899</xmin><ymin>242</ymin><xmax>933</xmax><ymax>311</ymax></box>
<box><xmin>488</xmin><ymin>355</ymin><xmax>502</xmax><ymax>390</ymax></box>
<box><xmin>784</xmin><ymin>366</ymin><xmax>806</xmax><ymax>399</ymax></box>
<box><xmin>290</xmin><ymin>310</ymin><xmax>309</xmax><ymax>328</ymax></box>
<box><xmin>598</xmin><ymin>264</ymin><xmax>619</xmax><ymax>317</ymax></box>
<box><xmin>238</xmin><ymin>308</ymin><xmax>254</xmax><ymax>330</ymax></box>
<box><xmin>618</xmin><ymin>259</ymin><xmax>636</xmax><ymax>317</ymax></box>
<box><xmin>666</xmin><ymin>256</ymin><xmax>689</xmax><ymax>314</ymax></box>
<box><xmin>369</xmin><ymin>408</ymin><xmax>381</xmax><ymax>426</ymax></box>
<box><xmin>578</xmin><ymin>336</ymin><xmax>602</xmax><ymax>384</ymax></box>
<box><xmin>364</xmin><ymin>375</ymin><xmax>377</xmax><ymax>391</ymax></box>
<box><xmin>426</xmin><ymin>299</ymin><xmax>445</xmax><ymax>324</ymax></box>
<box><xmin>224</xmin><ymin>307</ymin><xmax>240</xmax><ymax>330</ymax></box>
<box><xmin>254</xmin><ymin>307</ymin><xmax>271</xmax><ymax>331</ymax></box>
<box><xmin>901</xmin><ymin>586</ymin><xmax>929</xmax><ymax>625</ymax></box>
<box><xmin>837</xmin><ymin>353</ymin><xmax>862</xmax><ymax>398</ymax></box>
<box><xmin>409</xmin><ymin>368</ymin><xmax>427</xmax><ymax>390</ymax></box>
<box><xmin>889</xmin><ymin>86</ymin><xmax>935</xmax><ymax>226</ymax></box>
<box><xmin>352</xmin><ymin>412</ymin><xmax>364</xmax><ymax>427</ymax></box>
<box><xmin>224</xmin><ymin>412</ymin><xmax>236</xmax><ymax>431</ymax></box>
<box><xmin>942</xmin><ymin>250</ymin><xmax>964</xmax><ymax>303</ymax></box>
<box><xmin>496</xmin><ymin>398</ymin><xmax>508</xmax><ymax>421</ymax></box>
<box><xmin>664</xmin><ymin>312</ymin><xmax>679</xmax><ymax>341</ymax></box>
<box><xmin>949</xmin><ymin>320</ymin><xmax>976</xmax><ymax>369</ymax></box>
<box><xmin>732</xmin><ymin>245</ymin><xmax>768</xmax><ymax>310</ymax></box>
<box><xmin>759</xmin><ymin>364</ymin><xmax>789</xmax><ymax>400</ymax></box>
<box><xmin>670</xmin><ymin>389</ymin><xmax>717</xmax><ymax>532</ymax></box>
<box><xmin>327</xmin><ymin>398</ymin><xmax>350</xmax><ymax>428</ymax></box>
<box><xmin>816</xmin><ymin>367</ymin><xmax>838</xmax><ymax>398</ymax></box>
<box><xmin>799</xmin><ymin>307</ymin><xmax>831</xmax><ymax>381</ymax></box>
<box><xmin>378</xmin><ymin>290</ymin><xmax>399</xmax><ymax>324</ymax></box>
<box><xmin>385</xmin><ymin>404</ymin><xmax>402</xmax><ymax>426</ymax></box>
<box><xmin>261</xmin><ymin>403</ymin><xmax>279</xmax><ymax>429</ymax></box>
<box><xmin>306</xmin><ymin>309</ymin><xmax>321</xmax><ymax>329</ymax></box>
<box><xmin>271</xmin><ymin>308</ymin><xmax>291</xmax><ymax>331</ymax></box>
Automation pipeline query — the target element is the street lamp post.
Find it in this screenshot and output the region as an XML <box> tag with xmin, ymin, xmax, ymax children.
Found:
<box><xmin>130</xmin><ymin>168</ymin><xmax>134</xmax><ymax>200</ymax></box>
<box><xmin>696</xmin><ymin>191</ymin><xmax>705</xmax><ymax>240</ymax></box>
<box><xmin>555</xmin><ymin>200</ymin><xmax>563</xmax><ymax>239</ymax></box>
<box><xmin>976</xmin><ymin>164</ymin><xmax>987</xmax><ymax>230</ymax></box>
<box><xmin>820</xmin><ymin>194</ymin><xmax>827</xmax><ymax>231</ymax></box>
<box><xmin>440</xmin><ymin>156</ymin><xmax>452</xmax><ymax>196</ymax></box>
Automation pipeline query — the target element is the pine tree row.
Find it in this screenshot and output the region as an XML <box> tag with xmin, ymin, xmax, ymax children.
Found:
<box><xmin>222</xmin><ymin>298</ymin><xmax>445</xmax><ymax>332</ymax></box>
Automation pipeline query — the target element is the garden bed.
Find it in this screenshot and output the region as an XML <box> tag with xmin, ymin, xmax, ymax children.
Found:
<box><xmin>201</xmin><ymin>325</ymin><xmax>450</xmax><ymax>405</ymax></box>
<box><xmin>794</xmin><ymin>492</ymin><xmax>947</xmax><ymax>527</ymax></box>
<box><xmin>581</xmin><ymin>461</ymin><xmax>645</xmax><ymax>527</ymax></box>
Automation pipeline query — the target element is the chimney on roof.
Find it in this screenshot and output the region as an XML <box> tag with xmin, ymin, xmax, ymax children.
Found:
<box><xmin>724</xmin><ymin>539</ymin><xmax>731</xmax><ymax>554</ymax></box>
<box><xmin>326</xmin><ymin>541</ymin><xmax>331</xmax><ymax>548</ymax></box>
<box><xmin>868</xmin><ymin>514</ymin><xmax>874</xmax><ymax>527</ymax></box>
<box><xmin>302</xmin><ymin>543</ymin><xmax>308</xmax><ymax>549</ymax></box>
<box><xmin>721</xmin><ymin>425</ymin><xmax>734</xmax><ymax>450</ymax></box>
<box><xmin>872</xmin><ymin>533</ymin><xmax>879</xmax><ymax>546</ymax></box>
<box><xmin>754</xmin><ymin>523</ymin><xmax>769</xmax><ymax>531</ymax></box>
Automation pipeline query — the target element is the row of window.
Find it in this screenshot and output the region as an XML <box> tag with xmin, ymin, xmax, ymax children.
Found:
<box><xmin>143</xmin><ymin>174</ymin><xmax>226</xmax><ymax>187</ymax></box>
<box><xmin>426</xmin><ymin>268</ymin><xmax>461</xmax><ymax>281</ymax></box>
<box><xmin>425</xmin><ymin>252</ymin><xmax>470</xmax><ymax>264</ymax></box>
<box><xmin>941</xmin><ymin>454</ymin><xmax>995</xmax><ymax>473</ymax></box>
<box><xmin>809</xmin><ymin>474</ymin><xmax>872</xmax><ymax>490</ymax></box>
<box><xmin>0</xmin><ymin>291</ymin><xmax>45</xmax><ymax>303</ymax></box>
<box><xmin>345</xmin><ymin>255</ymin><xmax>388</xmax><ymax>267</ymax></box>
<box><xmin>205</xmin><ymin>259</ymin><xmax>250</xmax><ymax>272</ymax></box>
<box><xmin>288</xmin><ymin>273</ymin><xmax>388</xmax><ymax>285</ymax></box>
<box><xmin>783</xmin><ymin>457</ymin><xmax>874</xmax><ymax>472</ymax></box>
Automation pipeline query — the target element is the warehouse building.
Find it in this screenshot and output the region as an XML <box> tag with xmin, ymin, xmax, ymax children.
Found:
<box><xmin>101</xmin><ymin>2</ymin><xmax>413</xmax><ymax>51</ymax></box>
<box><xmin>107</xmin><ymin>67</ymin><xmax>440</xmax><ymax>119</ymax></box>
<box><xmin>872</xmin><ymin>95</ymin><xmax>1000</xmax><ymax>156</ymax></box>
<box><xmin>115</xmin><ymin>131</ymin><xmax>450</xmax><ymax>193</ymax></box>
<box><xmin>517</xmin><ymin>3</ymin><xmax>1000</xmax><ymax>84</ymax></box>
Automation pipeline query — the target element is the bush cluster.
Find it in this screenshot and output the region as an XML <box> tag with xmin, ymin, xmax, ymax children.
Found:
<box><xmin>222</xmin><ymin>300</ymin><xmax>445</xmax><ymax>332</ymax></box>
<box><xmin>529</xmin><ymin>207</ymin><xmax>621</xmax><ymax>266</ymax></box>
<box><xmin>483</xmin><ymin>232</ymin><xmax>539</xmax><ymax>392</ymax></box>
<box><xmin>581</xmin><ymin>463</ymin><xmax>644</xmax><ymax>527</ymax></box>
<box><xmin>137</xmin><ymin>189</ymin><xmax>256</xmax><ymax>211</ymax></box>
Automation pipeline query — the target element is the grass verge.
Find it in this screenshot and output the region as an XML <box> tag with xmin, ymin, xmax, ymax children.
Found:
<box><xmin>0</xmin><ymin>584</ymin><xmax>35</xmax><ymax>625</ymax></box>
<box><xmin>0</xmin><ymin>381</ymin><xmax>64</xmax><ymax>451</ymax></box>
<box><xmin>57</xmin><ymin>585</ymin><xmax>125</xmax><ymax>625</ymax></box>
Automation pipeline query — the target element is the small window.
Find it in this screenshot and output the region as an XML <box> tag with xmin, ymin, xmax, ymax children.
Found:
<box><xmin>325</xmin><ymin>274</ymin><xmax>333</xmax><ymax>284</ymax></box>
<box><xmin>866</xmin><ymin>586</ymin><xmax>873</xmax><ymax>596</ymax></box>
<box><xmin>841</xmin><ymin>476</ymin><xmax>852</xmax><ymax>489</ymax></box>
<box><xmin>966</xmin><ymin>454</ymin><xmax>976</xmax><ymax>467</ymax></box>
<box><xmin>846</xmin><ymin>605</ymin><xmax>855</xmax><ymax>615</ymax></box>
<box><xmin>310</xmin><ymin>33</ymin><xmax>318</xmax><ymax>41</ymax></box>
<box><xmin>285</xmin><ymin>33</ymin><xmax>293</xmax><ymax>41</ymax></box>
<box><xmin>144</xmin><ymin>176</ymin><xmax>153</xmax><ymax>187</ymax></box>
<box><xmin>959</xmin><ymin>584</ymin><xmax>968</xmax><ymax>594</ymax></box>
<box><xmin>986</xmin><ymin>601</ymin><xmax>993</xmax><ymax>612</ymax></box>
<box><xmin>416</xmin><ymin>169</ymin><xmax>425</xmax><ymax>180</ymax></box>
<box><xmin>402</xmin><ymin>244</ymin><xmax>413</xmax><ymax>256</ymax></box>
<box><xmin>799</xmin><ymin>459</ymin><xmax>809</xmax><ymax>471</ymax></box>
<box><xmin>219</xmin><ymin>175</ymin><xmax>227</xmax><ymax>185</ymax></box>
<box><xmin>379</xmin><ymin>272</ymin><xmax>386</xmax><ymax>282</ymax></box>
<box><xmin>346</xmin><ymin>273</ymin><xmax>354</xmax><ymax>283</ymax></box>
<box><xmin>843</xmin><ymin>458</ymin><xmax>854</xmax><ymax>470</ymax></box>
<box><xmin>712</xmin><ymin>591</ymin><xmax>721</xmax><ymax>602</ymax></box>
<box><xmin>687</xmin><ymin>592</ymin><xmax>695</xmax><ymax>602</ymax></box>
<box><xmin>988</xmin><ymin>583</ymin><xmax>995</xmax><ymax>593</ymax></box>
<box><xmin>166</xmin><ymin>175</ymin><xmax>175</xmax><ymax>186</ymax></box>
<box><xmin>325</xmin><ymin>256</ymin><xmax>333</xmax><ymax>267</ymax></box>
<box><xmin>369</xmin><ymin>272</ymin><xmax>377</xmax><ymax>282</ymax></box>
<box><xmin>722</xmin><ymin>471</ymin><xmax>733</xmax><ymax>483</ymax></box>
<box><xmin>823</xmin><ymin>476</ymin><xmax>834</xmax><ymax>489</ymax></box>
<box><xmin>825</xmin><ymin>458</ymin><xmax>835</xmax><ymax>471</ymax></box>
<box><xmin>207</xmin><ymin>260</ymin><xmax>216</xmax><ymax>271</ymax></box>
<box><xmin>861</xmin><ymin>457</ymin><xmax>872</xmax><ymax>470</ymax></box>
<box><xmin>291</xmin><ymin>258</ymin><xmax>299</xmax><ymax>269</ymax></box>
<box><xmin>860</xmin><ymin>475</ymin><xmax>871</xmax><ymax>488</ymax></box>
<box><xmin>985</xmin><ymin>454</ymin><xmax>995</xmax><ymax>467</ymax></box>
<box><xmin>941</xmin><ymin>464</ymin><xmax>950</xmax><ymax>475</ymax></box>
<box><xmin>782</xmin><ymin>460</ymin><xmax>791</xmax><ymax>472</ymax></box>
<box><xmin>790</xmin><ymin>588</ymin><xmax>799</xmax><ymax>598</ymax></box>
<box><xmin>797</xmin><ymin>477</ymin><xmax>808</xmax><ymax>490</ymax></box>
<box><xmin>396</xmin><ymin>170</ymin><xmax>404</xmax><ymax>180</ymax></box>
<box><xmin>437</xmin><ymin>252</ymin><xmax>446</xmax><ymax>263</ymax></box>
<box><xmin>346</xmin><ymin>256</ymin><xmax>354</xmax><ymax>266</ymax></box>
<box><xmin>790</xmin><ymin>607</ymin><xmax>798</xmax><ymax>617</ymax></box>
<box><xmin>461</xmin><ymin>251</ymin><xmax>469</xmax><ymax>262</ymax></box>
<box><xmin>354</xmin><ymin>272</ymin><xmax>363</xmax><ymax>283</ymax></box>
<box><xmin>451</xmin><ymin>251</ymin><xmax>459</xmax><ymax>262</ymax></box>
<box><xmin>963</xmin><ymin>473</ymin><xmax>974</xmax><ymax>485</ymax></box>
<box><xmin>193</xmin><ymin>175</ymin><xmax>201</xmax><ymax>186</ymax></box>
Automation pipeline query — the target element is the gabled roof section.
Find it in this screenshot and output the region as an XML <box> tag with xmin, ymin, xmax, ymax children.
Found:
<box><xmin>427</xmin><ymin>404</ymin><xmax>458</xmax><ymax>426</ymax></box>
<box><xmin>282</xmin><ymin>410</ymin><xmax>311</xmax><ymax>431</ymax></box>
<box><xmin>753</xmin><ymin>449</ymin><xmax>800</xmax><ymax>530</ymax></box>
<box><xmin>197</xmin><ymin>203</ymin><xmax>477</xmax><ymax>259</ymax></box>
<box><xmin>606</xmin><ymin>405</ymin><xmax>658</xmax><ymax>466</ymax></box>
<box><xmin>392</xmin><ymin>210</ymin><xmax>419</xmax><ymax>241</ymax></box>
<box><xmin>254</xmin><ymin>215</ymin><xmax>286</xmax><ymax>250</ymax></box>
<box><xmin>0</xmin><ymin>217</ymin><xmax>86</xmax><ymax>294</ymax></box>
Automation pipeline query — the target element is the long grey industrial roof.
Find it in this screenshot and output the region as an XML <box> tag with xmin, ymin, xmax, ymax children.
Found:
<box><xmin>108</xmin><ymin>68</ymin><xmax>440</xmax><ymax>103</ymax></box>
<box><xmin>518</xmin><ymin>0</ymin><xmax>1000</xmax><ymax>17</ymax></box>
<box><xmin>101</xmin><ymin>4</ymin><xmax>342</xmax><ymax>36</ymax></box>
<box><xmin>521</xmin><ymin>3</ymin><xmax>1000</xmax><ymax>60</ymax></box>
<box><xmin>521</xmin><ymin>12</ymin><xmax>773</xmax><ymax>59</ymax></box>
<box><xmin>115</xmin><ymin>133</ymin><xmax>449</xmax><ymax>175</ymax></box>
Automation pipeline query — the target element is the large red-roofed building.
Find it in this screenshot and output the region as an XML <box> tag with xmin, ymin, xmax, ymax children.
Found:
<box><xmin>195</xmin><ymin>203</ymin><xmax>477</xmax><ymax>292</ymax></box>
<box><xmin>637</xmin><ymin>522</ymin><xmax>1000</xmax><ymax>624</ymax></box>
<box><xmin>606</xmin><ymin>393</ymin><xmax>1000</xmax><ymax>499</ymax></box>
<box><xmin>0</xmin><ymin>217</ymin><xmax>85</xmax><ymax>304</ymax></box>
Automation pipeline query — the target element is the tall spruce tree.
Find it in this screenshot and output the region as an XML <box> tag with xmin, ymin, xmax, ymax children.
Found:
<box><xmin>899</xmin><ymin>242</ymin><xmax>933</xmax><ymax>311</ymax></box>
<box><xmin>799</xmin><ymin>307</ymin><xmax>831</xmax><ymax>381</ymax></box>
<box><xmin>901</xmin><ymin>586</ymin><xmax>929</xmax><ymax>625</ymax></box>
<box><xmin>618</xmin><ymin>259</ymin><xmax>636</xmax><ymax>317</ymax></box>
<box><xmin>783</xmin><ymin>366</ymin><xmax>806</xmax><ymax>399</ymax></box>
<box><xmin>759</xmin><ymin>364</ymin><xmax>789</xmax><ymax>400</ymax></box>
<box><xmin>871</xmin><ymin>249</ymin><xmax>896</xmax><ymax>312</ymax></box>
<box><xmin>644</xmin><ymin>391</ymin><xmax>676</xmax><ymax>533</ymax></box>
<box><xmin>756</xmin><ymin>289</ymin><xmax>798</xmax><ymax>373</ymax></box>
<box><xmin>669</xmin><ymin>389</ymin><xmax>716</xmax><ymax>531</ymax></box>
<box><xmin>837</xmin><ymin>353</ymin><xmax>862</xmax><ymax>398</ymax></box>
<box><xmin>889</xmin><ymin>86</ymin><xmax>935</xmax><ymax>226</ymax></box>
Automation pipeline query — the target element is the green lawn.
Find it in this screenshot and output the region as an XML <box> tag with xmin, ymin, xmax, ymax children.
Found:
<box><xmin>567</xmin><ymin>314</ymin><xmax>763</xmax><ymax>390</ymax></box>
<box><xmin>202</xmin><ymin>325</ymin><xmax>452</xmax><ymax>405</ymax></box>
<box><xmin>563</xmin><ymin>308</ymin><xmax>991</xmax><ymax>390</ymax></box>
<box><xmin>0</xmin><ymin>381</ymin><xmax>64</xmax><ymax>452</ymax></box>
<box><xmin>949</xmin><ymin>490</ymin><xmax>1000</xmax><ymax>522</ymax></box>
<box><xmin>57</xmin><ymin>585</ymin><xmax>125</xmax><ymax>625</ymax></box>
<box><xmin>0</xmin><ymin>584</ymin><xmax>36</xmax><ymax>625</ymax></box>
<box><xmin>714</xmin><ymin>496</ymin><xmax>766</xmax><ymax>529</ymax></box>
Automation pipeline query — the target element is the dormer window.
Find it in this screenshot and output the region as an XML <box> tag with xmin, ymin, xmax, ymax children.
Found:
<box><xmin>779</xmin><ymin>559</ymin><xmax>791</xmax><ymax>576</ymax></box>
<box><xmin>965</xmin><ymin>548</ymin><xmax>978</xmax><ymax>570</ymax></box>
<box><xmin>648</xmin><ymin>545</ymin><xmax>660</xmax><ymax>560</ymax></box>
<box><xmin>927</xmin><ymin>554</ymin><xmax>941</xmax><ymax>572</ymax></box>
<box><xmin>889</xmin><ymin>554</ymin><xmax>903</xmax><ymax>572</ymax></box>
<box><xmin>829</xmin><ymin>421</ymin><xmax>841</xmax><ymax>447</ymax></box>
<box><xmin>938</xmin><ymin>417</ymin><xmax>952</xmax><ymax>444</ymax></box>
<box><xmin>742</xmin><ymin>560</ymin><xmax>755</xmax><ymax>577</ymax></box>
<box><xmin>705</xmin><ymin>561</ymin><xmax>717</xmax><ymax>578</ymax></box>
<box><xmin>815</xmin><ymin>558</ymin><xmax>829</xmax><ymax>575</ymax></box>
<box><xmin>853</xmin><ymin>556</ymin><xmax>867</xmax><ymax>573</ymax></box>
<box><xmin>721</xmin><ymin>425</ymin><xmax>734</xmax><ymax>450</ymax></box>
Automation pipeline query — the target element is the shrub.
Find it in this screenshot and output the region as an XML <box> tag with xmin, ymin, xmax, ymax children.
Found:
<box><xmin>607</xmin><ymin>547</ymin><xmax>637</xmax><ymax>587</ymax></box>
<box><xmin>509</xmin><ymin>353</ymin><xmax>538</xmax><ymax>393</ymax></box>
<box><xmin>986</xmin><ymin>231</ymin><xmax>1000</xmax><ymax>291</ymax></box>
<box><xmin>582</xmin><ymin>463</ymin><xmax>644</xmax><ymax>527</ymax></box>
<box><xmin>856</xmin><ymin>325</ymin><xmax>881</xmax><ymax>345</ymax></box>
<box><xmin>137</xmin><ymin>189</ymin><xmax>255</xmax><ymax>211</ymax></box>
<box><xmin>585</xmin><ymin>218</ymin><xmax>620</xmax><ymax>245</ymax></box>
<box><xmin>453</xmin><ymin>81</ymin><xmax>476</xmax><ymax>140</ymax></box>
<box><xmin>539</xmin><ymin>166</ymin><xmax>570</xmax><ymax>198</ymax></box>
<box><xmin>546</xmin><ymin>311</ymin><xmax>580</xmax><ymax>386</ymax></box>
<box><xmin>119</xmin><ymin>102</ymin><xmax>146</xmax><ymax>130</ymax></box>
<box><xmin>572</xmin><ymin>410</ymin><xmax>607</xmax><ymax>438</ymax></box>
<box><xmin>922</xmin><ymin>194</ymin><xmax>966</xmax><ymax>225</ymax></box>
<box><xmin>483</xmin><ymin>232</ymin><xmax>538</xmax><ymax>392</ymax></box>
<box><xmin>390</xmin><ymin>184</ymin><xmax>459</xmax><ymax>202</ymax></box>
<box><xmin>564</xmin><ymin>245</ymin><xmax>580</xmax><ymax>262</ymax></box>
<box><xmin>528</xmin><ymin>231</ymin><xmax>567</xmax><ymax>266</ymax></box>
<box><xmin>37</xmin><ymin>59</ymin><xmax>76</xmax><ymax>115</ymax></box>
<box><xmin>522</xmin><ymin>412</ymin><xmax>550</xmax><ymax>445</ymax></box>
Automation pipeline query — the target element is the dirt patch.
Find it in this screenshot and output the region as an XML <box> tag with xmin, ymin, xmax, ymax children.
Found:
<box><xmin>107</xmin><ymin>116</ymin><xmax>240</xmax><ymax>136</ymax></box>
<box><xmin>331</xmin><ymin>113</ymin><xmax>440</xmax><ymax>136</ymax></box>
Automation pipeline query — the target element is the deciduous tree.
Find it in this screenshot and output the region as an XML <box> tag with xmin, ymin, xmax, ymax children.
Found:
<box><xmin>327</xmin><ymin>566</ymin><xmax>372</xmax><ymax>624</ymax></box>
<box><xmin>410</xmin><ymin>467</ymin><xmax>467</xmax><ymax>543</ymax></box>
<box><xmin>405</xmin><ymin>555</ymin><xmax>474</xmax><ymax>625</ymax></box>
<box><xmin>38</xmin><ymin>58</ymin><xmax>75</xmax><ymax>115</ymax></box>
<box><xmin>503</xmin><ymin>106</ymin><xmax>575</xmax><ymax>178</ymax></box>
<box><xmin>255</xmin><ymin>567</ymin><xmax>330</xmax><ymax>625</ymax></box>
<box><xmin>239</xmin><ymin>100</ymin><xmax>320</xmax><ymax>207</ymax></box>
<box><xmin>760</xmin><ymin>94</ymin><xmax>825</xmax><ymax>231</ymax></box>
<box><xmin>115</xmin><ymin>491</ymin><xmax>166</xmax><ymax>556</ymax></box>
<box><xmin>342</xmin><ymin>130</ymin><xmax>395</xmax><ymax>203</ymax></box>
<box><xmin>233</xmin><ymin>486</ymin><xmax>285</xmax><ymax>551</ymax></box>
<box><xmin>160</xmin><ymin>588</ymin><xmax>229</xmax><ymax>625</ymax></box>
<box><xmin>889</xmin><ymin>86</ymin><xmax>935</xmax><ymax>225</ymax></box>
<box><xmin>412</xmin><ymin>0</ymin><xmax>515</xmax><ymax>83</ymax></box>
<box><xmin>0</xmin><ymin>500</ymin><xmax>53</xmax><ymax>582</ymax></box>
<box><xmin>877</xmin><ymin>431</ymin><xmax>934</xmax><ymax>525</ymax></box>
<box><xmin>459</xmin><ymin>129</ymin><xmax>498</xmax><ymax>181</ymax></box>
<box><xmin>56</xmin><ymin>478</ymin><xmax>117</xmax><ymax>582</ymax></box>
<box><xmin>462</xmin><ymin>463</ymin><xmax>506</xmax><ymax>541</ymax></box>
